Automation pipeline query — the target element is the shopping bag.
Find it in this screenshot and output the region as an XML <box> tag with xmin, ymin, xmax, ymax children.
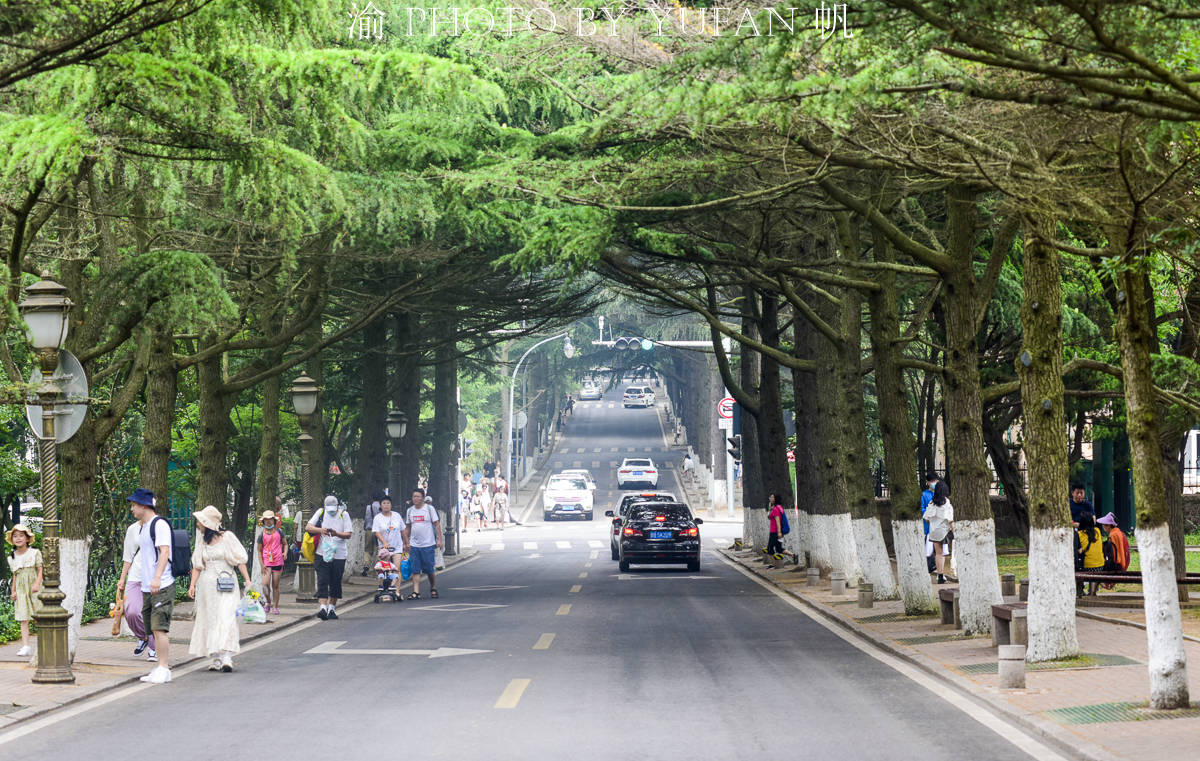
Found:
<box><xmin>301</xmin><ymin>532</ymin><xmax>316</xmax><ymax>562</ymax></box>
<box><xmin>435</xmin><ymin>548</ymin><xmax>445</xmax><ymax>570</ymax></box>
<box><xmin>237</xmin><ymin>595</ymin><xmax>268</xmax><ymax>624</ymax></box>
<box><xmin>399</xmin><ymin>554</ymin><xmax>412</xmax><ymax>581</ymax></box>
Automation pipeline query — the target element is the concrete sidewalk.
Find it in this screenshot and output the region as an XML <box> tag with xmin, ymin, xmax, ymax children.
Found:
<box><xmin>721</xmin><ymin>546</ymin><xmax>1200</xmax><ymax>761</ymax></box>
<box><xmin>0</xmin><ymin>549</ymin><xmax>476</xmax><ymax>728</ymax></box>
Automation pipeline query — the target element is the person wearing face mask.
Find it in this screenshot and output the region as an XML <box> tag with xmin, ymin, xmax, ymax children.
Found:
<box><xmin>306</xmin><ymin>496</ymin><xmax>353</xmax><ymax>620</ymax></box>
<box><xmin>254</xmin><ymin>510</ymin><xmax>287</xmax><ymax>614</ymax></box>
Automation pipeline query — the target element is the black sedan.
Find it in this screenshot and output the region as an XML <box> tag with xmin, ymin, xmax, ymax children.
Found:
<box><xmin>608</xmin><ymin>502</ymin><xmax>702</xmax><ymax>572</ymax></box>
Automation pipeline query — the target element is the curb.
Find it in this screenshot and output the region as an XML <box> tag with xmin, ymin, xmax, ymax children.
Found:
<box><xmin>718</xmin><ymin>548</ymin><xmax>1128</xmax><ymax>761</ymax></box>
<box><xmin>0</xmin><ymin>550</ymin><xmax>478</xmax><ymax>731</ymax></box>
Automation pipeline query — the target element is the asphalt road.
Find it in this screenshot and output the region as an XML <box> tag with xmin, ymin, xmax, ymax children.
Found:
<box><xmin>6</xmin><ymin>382</ymin><xmax>1046</xmax><ymax>761</ymax></box>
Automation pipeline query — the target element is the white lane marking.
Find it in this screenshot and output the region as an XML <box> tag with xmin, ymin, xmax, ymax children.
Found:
<box><xmin>555</xmin><ymin>540</ymin><xmax>571</xmax><ymax>549</ymax></box>
<box><xmin>0</xmin><ymin>554</ymin><xmax>483</xmax><ymax>745</ymax></box>
<box><xmin>490</xmin><ymin>543</ymin><xmax>505</xmax><ymax>551</ymax></box>
<box><xmin>589</xmin><ymin>550</ymin><xmax>599</xmax><ymax>559</ymax></box>
<box><xmin>576</xmin><ymin>448</ymin><xmax>586</xmax><ymax>454</ymax></box>
<box><xmin>305</xmin><ymin>641</ymin><xmax>491</xmax><ymax>658</ymax></box>
<box><xmin>578</xmin><ymin>572</ymin><xmax>588</xmax><ymax>579</ymax></box>
<box><xmin>569</xmin><ymin>584</ymin><xmax>582</xmax><ymax>593</ymax></box>
<box><xmin>523</xmin><ymin>541</ymin><xmax>538</xmax><ymax>550</ymax></box>
<box><xmin>610</xmin><ymin>447</ymin><xmax>618</xmax><ymax>452</ymax></box>
<box><xmin>588</xmin><ymin>540</ymin><xmax>603</xmax><ymax>548</ymax></box>
<box><xmin>607</xmin><ymin>403</ymin><xmax>615</xmax><ymax>408</ymax></box>
<box><xmin>715</xmin><ymin>554</ymin><xmax>1071</xmax><ymax>761</ymax></box>
<box><xmin>617</xmin><ymin>575</ymin><xmax>713</xmax><ymax>580</ymax></box>
<box><xmin>450</xmin><ymin>585</ymin><xmax>526</xmax><ymax>591</ymax></box>
<box><xmin>644</xmin><ymin>447</ymin><xmax>652</xmax><ymax>452</ymax></box>
<box><xmin>409</xmin><ymin>603</ymin><xmax>509</xmax><ymax>612</ymax></box>
<box><xmin>556</xmin><ymin>604</ymin><xmax>571</xmax><ymax>616</ymax></box>
<box><xmin>593</xmin><ymin>448</ymin><xmax>601</xmax><ymax>453</ymax></box>
<box><xmin>553</xmin><ymin>461</ymin><xmax>563</xmax><ymax>469</ymax></box>
<box><xmin>585</xmin><ymin>561</ymin><xmax>593</xmax><ymax>568</ymax></box>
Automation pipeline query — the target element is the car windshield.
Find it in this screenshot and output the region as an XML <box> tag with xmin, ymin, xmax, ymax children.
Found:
<box><xmin>549</xmin><ymin>478</ymin><xmax>587</xmax><ymax>490</ymax></box>
<box><xmin>624</xmin><ymin>459</ymin><xmax>652</xmax><ymax>467</ymax></box>
<box><xmin>630</xmin><ymin>504</ymin><xmax>691</xmax><ymax>521</ymax></box>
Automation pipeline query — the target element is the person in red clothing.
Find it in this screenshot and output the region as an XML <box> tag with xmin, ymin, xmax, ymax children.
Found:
<box><xmin>1097</xmin><ymin>512</ymin><xmax>1130</xmax><ymax>590</ymax></box>
<box><xmin>766</xmin><ymin>494</ymin><xmax>785</xmax><ymax>556</ymax></box>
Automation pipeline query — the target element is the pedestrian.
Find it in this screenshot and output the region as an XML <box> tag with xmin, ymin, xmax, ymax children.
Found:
<box><xmin>6</xmin><ymin>524</ymin><xmax>42</xmax><ymax>658</ymax></box>
<box><xmin>766</xmin><ymin>494</ymin><xmax>785</xmax><ymax>557</ymax></box>
<box><xmin>129</xmin><ymin>488</ymin><xmax>175</xmax><ymax>684</ymax></box>
<box><xmin>1068</xmin><ymin>483</ymin><xmax>1093</xmax><ymax>528</ymax></box>
<box><xmin>187</xmin><ymin>506</ymin><xmax>251</xmax><ymax>672</ymax></box>
<box><xmin>492</xmin><ymin>488</ymin><xmax>509</xmax><ymax>527</ymax></box>
<box><xmin>116</xmin><ymin>519</ymin><xmax>148</xmax><ymax>657</ymax></box>
<box><xmin>253</xmin><ymin>510</ymin><xmax>287</xmax><ymax>614</ymax></box>
<box><xmin>483</xmin><ymin>460</ymin><xmax>497</xmax><ymax>480</ymax></box>
<box><xmin>920</xmin><ymin>473</ymin><xmax>942</xmax><ymax>574</ymax></box>
<box><xmin>403</xmin><ymin>488</ymin><xmax>442</xmax><ymax>599</ymax></box>
<box><xmin>1097</xmin><ymin>512</ymin><xmax>1130</xmax><ymax>589</ymax></box>
<box><xmin>1075</xmin><ymin>512</ymin><xmax>1105</xmax><ymax>596</ymax></box>
<box><xmin>925</xmin><ymin>480</ymin><xmax>954</xmax><ymax>584</ymax></box>
<box><xmin>306</xmin><ymin>496</ymin><xmax>353</xmax><ymax>620</ymax></box>
<box><xmin>372</xmin><ymin>496</ymin><xmax>406</xmax><ymax>597</ymax></box>
<box><xmin>682</xmin><ymin>452</ymin><xmax>695</xmax><ymax>482</ymax></box>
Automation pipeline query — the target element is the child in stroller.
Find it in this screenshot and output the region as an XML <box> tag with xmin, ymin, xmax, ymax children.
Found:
<box><xmin>374</xmin><ymin>548</ymin><xmax>402</xmax><ymax>603</ymax></box>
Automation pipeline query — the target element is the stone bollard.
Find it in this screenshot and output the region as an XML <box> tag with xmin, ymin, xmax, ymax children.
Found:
<box><xmin>1011</xmin><ymin>608</ymin><xmax>1029</xmax><ymax>646</ymax></box>
<box><xmin>1019</xmin><ymin>578</ymin><xmax>1029</xmax><ymax>602</ymax></box>
<box><xmin>831</xmin><ymin>571</ymin><xmax>846</xmax><ymax>595</ymax></box>
<box><xmin>1000</xmin><ymin>573</ymin><xmax>1016</xmax><ymax>597</ymax></box>
<box><xmin>857</xmin><ymin>582</ymin><xmax>874</xmax><ymax>608</ymax></box>
<box><xmin>807</xmin><ymin>567</ymin><xmax>821</xmax><ymax>586</ymax></box>
<box><xmin>997</xmin><ymin>645</ymin><xmax>1026</xmax><ymax>689</ymax></box>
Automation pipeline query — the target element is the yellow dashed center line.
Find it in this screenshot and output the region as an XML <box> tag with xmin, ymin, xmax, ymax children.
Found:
<box><xmin>589</xmin><ymin>550</ymin><xmax>599</xmax><ymax>560</ymax></box>
<box><xmin>556</xmin><ymin>604</ymin><xmax>571</xmax><ymax>616</ymax></box>
<box><xmin>584</xmin><ymin>561</ymin><xmax>593</xmax><ymax>568</ymax></box>
<box><xmin>533</xmin><ymin>633</ymin><xmax>556</xmax><ymax>650</ymax></box>
<box><xmin>570</xmin><ymin>584</ymin><xmax>582</xmax><ymax>593</ymax></box>
<box><xmin>495</xmin><ymin>678</ymin><xmax>531</xmax><ymax>709</ymax></box>
<box><xmin>578</xmin><ymin>572</ymin><xmax>588</xmax><ymax>579</ymax></box>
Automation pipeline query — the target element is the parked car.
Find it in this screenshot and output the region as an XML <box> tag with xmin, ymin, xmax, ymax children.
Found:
<box><xmin>608</xmin><ymin>502</ymin><xmax>702</xmax><ymax>572</ymax></box>
<box><xmin>616</xmin><ymin>458</ymin><xmax>658</xmax><ymax>489</ymax></box>
<box><xmin>542</xmin><ymin>475</ymin><xmax>594</xmax><ymax>521</ymax></box>
<box><xmin>622</xmin><ymin>386</ymin><xmax>655</xmax><ymax>408</ymax></box>
<box><xmin>608</xmin><ymin>492</ymin><xmax>678</xmax><ymax>560</ymax></box>
<box><xmin>578</xmin><ymin>383</ymin><xmax>602</xmax><ymax>401</ymax></box>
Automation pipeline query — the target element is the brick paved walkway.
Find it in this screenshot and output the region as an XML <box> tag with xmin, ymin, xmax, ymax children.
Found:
<box><xmin>724</xmin><ymin>548</ymin><xmax>1200</xmax><ymax>761</ymax></box>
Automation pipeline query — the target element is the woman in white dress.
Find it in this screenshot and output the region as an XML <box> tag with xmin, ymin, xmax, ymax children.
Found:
<box><xmin>187</xmin><ymin>505</ymin><xmax>251</xmax><ymax>672</ymax></box>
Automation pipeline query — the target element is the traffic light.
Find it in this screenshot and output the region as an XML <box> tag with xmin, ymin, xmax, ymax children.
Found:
<box><xmin>727</xmin><ymin>434</ymin><xmax>742</xmax><ymax>462</ymax></box>
<box><xmin>462</xmin><ymin>439</ymin><xmax>475</xmax><ymax>458</ymax></box>
<box><xmin>612</xmin><ymin>336</ymin><xmax>654</xmax><ymax>350</ymax></box>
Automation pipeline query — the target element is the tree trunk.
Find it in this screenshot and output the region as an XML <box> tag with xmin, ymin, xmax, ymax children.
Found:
<box><xmin>982</xmin><ymin>413</ymin><xmax>1030</xmax><ymax>544</ymax></box>
<box><xmin>757</xmin><ymin>295</ymin><xmax>795</xmax><ymax>510</ymax></box>
<box><xmin>1159</xmin><ymin>436</ymin><xmax>1190</xmax><ymax>603</ymax></box>
<box><xmin>355</xmin><ymin>317</ymin><xmax>388</xmax><ymax>510</ymax></box>
<box><xmin>255</xmin><ymin>371</ymin><xmax>282</xmax><ymax>521</ymax></box>
<box><xmin>430</xmin><ymin>331</ymin><xmax>459</xmax><ymax>554</ymax></box>
<box><xmin>305</xmin><ymin>323</ymin><xmax>326</xmax><ymax>508</ymax></box>
<box><xmin>393</xmin><ymin>312</ymin><xmax>421</xmax><ymax>496</ymax></box>
<box><xmin>58</xmin><ymin>419</ymin><xmax>99</xmax><ymax>660</ymax></box>
<box><xmin>941</xmin><ymin>185</ymin><xmax>1002</xmax><ymax>635</ymax></box>
<box><xmin>868</xmin><ymin>241</ymin><xmax>937</xmax><ymax>612</ymax></box>
<box><xmin>1018</xmin><ymin>221</ymin><xmax>1080</xmax><ymax>662</ymax></box>
<box><xmin>739</xmin><ymin>288</ymin><xmax>764</xmax><ymax>518</ymax></box>
<box><xmin>195</xmin><ymin>351</ymin><xmax>237</xmax><ymax>513</ymax></box>
<box><xmin>138</xmin><ymin>330</ymin><xmax>177</xmax><ymax>501</ymax></box>
<box><xmin>1114</xmin><ymin>263</ymin><xmax>1188</xmax><ymax>708</ymax></box>
<box><xmin>792</xmin><ymin>320</ymin><xmax>822</xmax><ymax>570</ymax></box>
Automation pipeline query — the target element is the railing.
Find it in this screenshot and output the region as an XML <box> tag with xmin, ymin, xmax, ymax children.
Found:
<box><xmin>871</xmin><ymin>466</ymin><xmax>1026</xmax><ymax>500</ymax></box>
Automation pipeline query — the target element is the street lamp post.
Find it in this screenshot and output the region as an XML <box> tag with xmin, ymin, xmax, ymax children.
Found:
<box><xmin>505</xmin><ymin>333</ymin><xmax>570</xmax><ymax>487</ymax></box>
<box><xmin>386</xmin><ymin>409</ymin><xmax>407</xmax><ymax>499</ymax></box>
<box><xmin>21</xmin><ymin>278</ymin><xmax>74</xmax><ymax>684</ymax></box>
<box><xmin>290</xmin><ymin>374</ymin><xmax>320</xmax><ymax>602</ymax></box>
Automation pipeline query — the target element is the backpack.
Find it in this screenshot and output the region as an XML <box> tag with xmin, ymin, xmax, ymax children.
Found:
<box><xmin>301</xmin><ymin>509</ymin><xmax>326</xmax><ymax>562</ymax></box>
<box><xmin>150</xmin><ymin>516</ymin><xmax>191</xmax><ymax>577</ymax></box>
<box><xmin>779</xmin><ymin>512</ymin><xmax>790</xmax><ymax>536</ymax></box>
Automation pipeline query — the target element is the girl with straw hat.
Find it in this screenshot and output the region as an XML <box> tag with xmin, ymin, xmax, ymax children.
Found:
<box><xmin>187</xmin><ymin>506</ymin><xmax>250</xmax><ymax>672</ymax></box>
<box><xmin>6</xmin><ymin>524</ymin><xmax>42</xmax><ymax>657</ymax></box>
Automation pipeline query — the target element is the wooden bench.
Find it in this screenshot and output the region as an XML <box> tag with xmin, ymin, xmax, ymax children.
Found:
<box><xmin>938</xmin><ymin>588</ymin><xmax>960</xmax><ymax>629</ymax></box>
<box><xmin>991</xmin><ymin>603</ymin><xmax>1028</xmax><ymax>647</ymax></box>
<box><xmin>1073</xmin><ymin>572</ymin><xmax>1200</xmax><ymax>584</ymax></box>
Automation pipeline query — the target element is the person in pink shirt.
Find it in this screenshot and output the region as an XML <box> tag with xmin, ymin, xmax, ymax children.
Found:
<box><xmin>766</xmin><ymin>494</ymin><xmax>785</xmax><ymax>556</ymax></box>
<box><xmin>254</xmin><ymin>510</ymin><xmax>287</xmax><ymax>614</ymax></box>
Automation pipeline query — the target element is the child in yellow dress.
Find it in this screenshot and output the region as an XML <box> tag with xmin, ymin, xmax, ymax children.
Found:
<box><xmin>7</xmin><ymin>524</ymin><xmax>43</xmax><ymax>657</ymax></box>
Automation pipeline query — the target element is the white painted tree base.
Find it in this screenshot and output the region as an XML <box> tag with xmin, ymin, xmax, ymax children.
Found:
<box><xmin>828</xmin><ymin>512</ymin><xmax>862</xmax><ymax>586</ymax></box>
<box><xmin>784</xmin><ymin>509</ymin><xmax>805</xmax><ymax>560</ymax></box>
<box><xmin>711</xmin><ymin>478</ymin><xmax>727</xmax><ymax>512</ymax></box>
<box><xmin>1026</xmin><ymin>526</ymin><xmax>1079</xmax><ymax>662</ymax></box>
<box><xmin>893</xmin><ymin>520</ymin><xmax>937</xmax><ymax>614</ymax></box>
<box><xmin>808</xmin><ymin>514</ymin><xmax>832</xmax><ymax>571</ymax></box>
<box><xmin>60</xmin><ymin>537</ymin><xmax>91</xmax><ymax>662</ymax></box>
<box><xmin>347</xmin><ymin>518</ymin><xmax>366</xmax><ymax>579</ymax></box>
<box><xmin>954</xmin><ymin>519</ymin><xmax>1003</xmax><ymax>636</ymax></box>
<box><xmin>852</xmin><ymin>517</ymin><xmax>897</xmax><ymax>598</ymax></box>
<box><xmin>1137</xmin><ymin>523</ymin><xmax>1190</xmax><ymax>708</ymax></box>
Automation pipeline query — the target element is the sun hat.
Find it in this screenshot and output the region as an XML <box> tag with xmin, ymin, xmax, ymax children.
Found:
<box><xmin>126</xmin><ymin>487</ymin><xmax>156</xmax><ymax>508</ymax></box>
<box><xmin>5</xmin><ymin>523</ymin><xmax>35</xmax><ymax>545</ymax></box>
<box><xmin>193</xmin><ymin>505</ymin><xmax>224</xmax><ymax>531</ymax></box>
<box><xmin>258</xmin><ymin>510</ymin><xmax>278</xmax><ymax>524</ymax></box>
<box><xmin>378</xmin><ymin>547</ymin><xmax>393</xmax><ymax>560</ymax></box>
<box><xmin>1096</xmin><ymin>512</ymin><xmax>1119</xmax><ymax>526</ymax></box>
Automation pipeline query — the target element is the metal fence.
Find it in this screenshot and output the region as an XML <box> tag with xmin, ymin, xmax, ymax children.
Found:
<box><xmin>871</xmin><ymin>466</ymin><xmax>1027</xmax><ymax>500</ymax></box>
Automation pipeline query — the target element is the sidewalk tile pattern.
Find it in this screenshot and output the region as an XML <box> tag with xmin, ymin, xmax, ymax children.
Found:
<box><xmin>1043</xmin><ymin>701</ymin><xmax>1200</xmax><ymax>725</ymax></box>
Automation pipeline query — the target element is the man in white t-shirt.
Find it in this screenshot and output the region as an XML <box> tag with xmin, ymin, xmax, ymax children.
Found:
<box><xmin>372</xmin><ymin>496</ymin><xmax>406</xmax><ymax>595</ymax></box>
<box><xmin>306</xmin><ymin>495</ymin><xmax>353</xmax><ymax>620</ymax></box>
<box><xmin>116</xmin><ymin>521</ymin><xmax>148</xmax><ymax>657</ymax></box>
<box><xmin>402</xmin><ymin>488</ymin><xmax>442</xmax><ymax>599</ymax></box>
<box><xmin>128</xmin><ymin>488</ymin><xmax>174</xmax><ymax>684</ymax></box>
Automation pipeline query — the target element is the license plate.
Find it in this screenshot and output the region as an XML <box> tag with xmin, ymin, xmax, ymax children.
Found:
<box><xmin>633</xmin><ymin>471</ymin><xmax>644</xmax><ymax>476</ymax></box>
<box><xmin>650</xmin><ymin>530</ymin><xmax>672</xmax><ymax>540</ymax></box>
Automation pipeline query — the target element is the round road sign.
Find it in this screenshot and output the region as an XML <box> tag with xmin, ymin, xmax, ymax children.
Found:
<box><xmin>717</xmin><ymin>397</ymin><xmax>735</xmax><ymax>419</ymax></box>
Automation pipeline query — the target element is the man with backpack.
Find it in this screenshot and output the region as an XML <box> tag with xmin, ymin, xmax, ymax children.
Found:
<box><xmin>307</xmin><ymin>496</ymin><xmax>354</xmax><ymax>620</ymax></box>
<box><xmin>129</xmin><ymin>488</ymin><xmax>182</xmax><ymax>684</ymax></box>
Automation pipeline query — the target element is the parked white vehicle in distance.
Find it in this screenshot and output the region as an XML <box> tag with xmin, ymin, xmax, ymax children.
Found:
<box><xmin>542</xmin><ymin>474</ymin><xmax>594</xmax><ymax>521</ymax></box>
<box><xmin>578</xmin><ymin>383</ymin><xmax>602</xmax><ymax>401</ymax></box>
<box><xmin>617</xmin><ymin>458</ymin><xmax>659</xmax><ymax>488</ymax></box>
<box><xmin>622</xmin><ymin>386</ymin><xmax>655</xmax><ymax>408</ymax></box>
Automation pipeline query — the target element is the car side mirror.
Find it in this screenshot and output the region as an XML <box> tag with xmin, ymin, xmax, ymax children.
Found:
<box><xmin>693</xmin><ymin>518</ymin><xmax>704</xmax><ymax>525</ymax></box>
<box><xmin>587</xmin><ymin>483</ymin><xmax>596</xmax><ymax>490</ymax></box>
<box><xmin>604</xmin><ymin>510</ymin><xmax>614</xmax><ymax>517</ymax></box>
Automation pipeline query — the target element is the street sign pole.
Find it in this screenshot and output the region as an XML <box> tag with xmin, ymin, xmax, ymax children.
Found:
<box><xmin>717</xmin><ymin>391</ymin><xmax>736</xmax><ymax>518</ymax></box>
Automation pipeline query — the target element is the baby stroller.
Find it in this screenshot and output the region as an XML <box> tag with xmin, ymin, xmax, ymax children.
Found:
<box><xmin>374</xmin><ymin>554</ymin><xmax>402</xmax><ymax>603</ymax></box>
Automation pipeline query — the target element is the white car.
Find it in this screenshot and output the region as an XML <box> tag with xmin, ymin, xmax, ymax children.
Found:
<box><xmin>616</xmin><ymin>458</ymin><xmax>659</xmax><ymax>489</ymax></box>
<box><xmin>578</xmin><ymin>383</ymin><xmax>602</xmax><ymax>401</ymax></box>
<box><xmin>542</xmin><ymin>475</ymin><xmax>594</xmax><ymax>521</ymax></box>
<box><xmin>559</xmin><ymin>469</ymin><xmax>598</xmax><ymax>490</ymax></box>
<box><xmin>622</xmin><ymin>386</ymin><xmax>655</xmax><ymax>408</ymax></box>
